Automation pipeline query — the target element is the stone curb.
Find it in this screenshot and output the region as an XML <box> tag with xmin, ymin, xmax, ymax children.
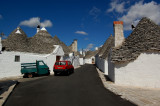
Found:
<box><xmin>96</xmin><ymin>67</ymin><xmax>137</xmax><ymax>105</ymax></box>
<box><xmin>0</xmin><ymin>81</ymin><xmax>18</xmax><ymax>106</ymax></box>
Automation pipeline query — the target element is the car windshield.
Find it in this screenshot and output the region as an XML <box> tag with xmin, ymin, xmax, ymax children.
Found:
<box><xmin>55</xmin><ymin>62</ymin><xmax>66</xmax><ymax>65</ymax></box>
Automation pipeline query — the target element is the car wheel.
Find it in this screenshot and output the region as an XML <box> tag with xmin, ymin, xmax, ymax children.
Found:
<box><xmin>66</xmin><ymin>71</ymin><xmax>70</xmax><ymax>76</ymax></box>
<box><xmin>54</xmin><ymin>72</ymin><xmax>57</xmax><ymax>76</ymax></box>
<box><xmin>72</xmin><ymin>69</ymin><xmax>74</xmax><ymax>73</ymax></box>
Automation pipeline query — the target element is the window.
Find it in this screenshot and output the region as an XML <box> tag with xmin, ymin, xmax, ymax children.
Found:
<box><xmin>55</xmin><ymin>62</ymin><xmax>66</xmax><ymax>65</ymax></box>
<box><xmin>15</xmin><ymin>55</ymin><xmax>20</xmax><ymax>62</ymax></box>
<box><xmin>68</xmin><ymin>62</ymin><xmax>72</xmax><ymax>65</ymax></box>
<box><xmin>39</xmin><ymin>62</ymin><xmax>44</xmax><ymax>66</ymax></box>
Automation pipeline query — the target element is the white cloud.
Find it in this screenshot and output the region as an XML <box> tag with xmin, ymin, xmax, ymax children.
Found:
<box><xmin>40</xmin><ymin>20</ymin><xmax>52</xmax><ymax>27</ymax></box>
<box><xmin>107</xmin><ymin>0</ymin><xmax>126</xmax><ymax>13</ymax></box>
<box><xmin>86</xmin><ymin>43</ymin><xmax>94</xmax><ymax>51</ymax></box>
<box><xmin>19</xmin><ymin>17</ymin><xmax>52</xmax><ymax>28</ymax></box>
<box><xmin>118</xmin><ymin>1</ymin><xmax>160</xmax><ymax>30</ymax></box>
<box><xmin>75</xmin><ymin>31</ymin><xmax>88</xmax><ymax>35</ymax></box>
<box><xmin>89</xmin><ymin>7</ymin><xmax>101</xmax><ymax>21</ymax></box>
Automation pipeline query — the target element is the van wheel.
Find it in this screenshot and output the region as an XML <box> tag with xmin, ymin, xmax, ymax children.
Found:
<box><xmin>28</xmin><ymin>73</ymin><xmax>33</xmax><ymax>78</ymax></box>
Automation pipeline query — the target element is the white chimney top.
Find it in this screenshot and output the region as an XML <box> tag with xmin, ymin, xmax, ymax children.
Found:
<box><xmin>15</xmin><ymin>27</ymin><xmax>21</xmax><ymax>34</ymax></box>
<box><xmin>0</xmin><ymin>37</ymin><xmax>2</xmax><ymax>52</ymax></box>
<box><xmin>95</xmin><ymin>47</ymin><xmax>98</xmax><ymax>50</ymax></box>
<box><xmin>37</xmin><ymin>25</ymin><xmax>40</xmax><ymax>33</ymax></box>
<box><xmin>41</xmin><ymin>27</ymin><xmax>47</xmax><ymax>31</ymax></box>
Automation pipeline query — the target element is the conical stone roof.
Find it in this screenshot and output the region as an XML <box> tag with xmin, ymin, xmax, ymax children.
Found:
<box><xmin>85</xmin><ymin>50</ymin><xmax>99</xmax><ymax>59</ymax></box>
<box><xmin>53</xmin><ymin>35</ymin><xmax>72</xmax><ymax>54</ymax></box>
<box><xmin>28</xmin><ymin>29</ymin><xmax>55</xmax><ymax>54</ymax></box>
<box><xmin>2</xmin><ymin>27</ymin><xmax>29</xmax><ymax>52</ymax></box>
<box><xmin>97</xmin><ymin>34</ymin><xmax>114</xmax><ymax>59</ymax></box>
<box><xmin>112</xmin><ymin>17</ymin><xmax>160</xmax><ymax>63</ymax></box>
<box><xmin>2</xmin><ymin>27</ymin><xmax>72</xmax><ymax>54</ymax></box>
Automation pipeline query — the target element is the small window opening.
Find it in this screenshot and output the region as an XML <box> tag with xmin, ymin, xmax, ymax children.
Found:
<box><xmin>15</xmin><ymin>55</ymin><xmax>20</xmax><ymax>62</ymax></box>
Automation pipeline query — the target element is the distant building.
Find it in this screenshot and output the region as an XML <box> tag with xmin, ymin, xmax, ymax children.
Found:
<box><xmin>84</xmin><ymin>50</ymin><xmax>99</xmax><ymax>64</ymax></box>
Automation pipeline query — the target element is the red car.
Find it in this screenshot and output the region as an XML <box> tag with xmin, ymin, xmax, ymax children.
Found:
<box><xmin>53</xmin><ymin>61</ymin><xmax>74</xmax><ymax>76</ymax></box>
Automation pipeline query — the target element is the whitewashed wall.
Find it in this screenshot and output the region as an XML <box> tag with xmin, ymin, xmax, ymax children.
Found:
<box><xmin>114</xmin><ymin>53</ymin><xmax>160</xmax><ymax>88</ymax></box>
<box><xmin>104</xmin><ymin>60</ymin><xmax>108</xmax><ymax>75</ymax></box>
<box><xmin>0</xmin><ymin>51</ymin><xmax>58</xmax><ymax>78</ymax></box>
<box><xmin>64</xmin><ymin>55</ymin><xmax>80</xmax><ymax>68</ymax></box>
<box><xmin>96</xmin><ymin>56</ymin><xmax>108</xmax><ymax>75</ymax></box>
<box><xmin>108</xmin><ymin>52</ymin><xmax>115</xmax><ymax>82</ymax></box>
<box><xmin>85</xmin><ymin>56</ymin><xmax>95</xmax><ymax>64</ymax></box>
<box><xmin>79</xmin><ymin>58</ymin><xmax>84</xmax><ymax>65</ymax></box>
<box><xmin>85</xmin><ymin>58</ymin><xmax>92</xmax><ymax>64</ymax></box>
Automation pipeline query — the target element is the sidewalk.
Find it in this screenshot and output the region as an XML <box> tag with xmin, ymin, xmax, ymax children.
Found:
<box><xmin>0</xmin><ymin>79</ymin><xmax>18</xmax><ymax>106</ymax></box>
<box><xmin>96</xmin><ymin>68</ymin><xmax>160</xmax><ymax>106</ymax></box>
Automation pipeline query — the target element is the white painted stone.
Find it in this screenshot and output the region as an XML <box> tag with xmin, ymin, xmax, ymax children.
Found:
<box><xmin>0</xmin><ymin>37</ymin><xmax>2</xmax><ymax>51</ymax></box>
<box><xmin>0</xmin><ymin>45</ymin><xmax>64</xmax><ymax>79</ymax></box>
<box><xmin>84</xmin><ymin>56</ymin><xmax>95</xmax><ymax>64</ymax></box>
<box><xmin>95</xmin><ymin>56</ymin><xmax>108</xmax><ymax>75</ymax></box>
<box><xmin>41</xmin><ymin>27</ymin><xmax>47</xmax><ymax>31</ymax></box>
<box><xmin>15</xmin><ymin>27</ymin><xmax>21</xmax><ymax>34</ymax></box>
<box><xmin>112</xmin><ymin>53</ymin><xmax>160</xmax><ymax>88</ymax></box>
<box><xmin>79</xmin><ymin>58</ymin><xmax>84</xmax><ymax>65</ymax></box>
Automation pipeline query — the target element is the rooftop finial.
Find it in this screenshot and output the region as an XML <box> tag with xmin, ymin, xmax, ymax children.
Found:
<box><xmin>41</xmin><ymin>27</ymin><xmax>47</xmax><ymax>31</ymax></box>
<box><xmin>15</xmin><ymin>27</ymin><xmax>21</xmax><ymax>34</ymax></box>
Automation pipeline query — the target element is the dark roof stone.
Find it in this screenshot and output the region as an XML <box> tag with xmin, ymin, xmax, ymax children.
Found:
<box><xmin>112</xmin><ymin>17</ymin><xmax>160</xmax><ymax>63</ymax></box>
<box><xmin>85</xmin><ymin>50</ymin><xmax>99</xmax><ymax>59</ymax></box>
<box><xmin>97</xmin><ymin>35</ymin><xmax>114</xmax><ymax>59</ymax></box>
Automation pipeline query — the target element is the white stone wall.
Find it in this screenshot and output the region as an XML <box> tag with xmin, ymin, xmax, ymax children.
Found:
<box><xmin>114</xmin><ymin>53</ymin><xmax>160</xmax><ymax>88</ymax></box>
<box><xmin>84</xmin><ymin>58</ymin><xmax>92</xmax><ymax>64</ymax></box>
<box><xmin>64</xmin><ymin>55</ymin><xmax>80</xmax><ymax>68</ymax></box>
<box><xmin>104</xmin><ymin>60</ymin><xmax>108</xmax><ymax>75</ymax></box>
<box><xmin>0</xmin><ymin>51</ymin><xmax>58</xmax><ymax>78</ymax></box>
<box><xmin>108</xmin><ymin>52</ymin><xmax>115</xmax><ymax>82</ymax></box>
<box><xmin>85</xmin><ymin>56</ymin><xmax>95</xmax><ymax>64</ymax></box>
<box><xmin>79</xmin><ymin>58</ymin><xmax>84</xmax><ymax>65</ymax></box>
<box><xmin>95</xmin><ymin>56</ymin><xmax>108</xmax><ymax>75</ymax></box>
<box><xmin>0</xmin><ymin>37</ymin><xmax>2</xmax><ymax>51</ymax></box>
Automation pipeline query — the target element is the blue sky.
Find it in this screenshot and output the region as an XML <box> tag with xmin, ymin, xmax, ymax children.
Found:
<box><xmin>0</xmin><ymin>0</ymin><xmax>160</xmax><ymax>51</ymax></box>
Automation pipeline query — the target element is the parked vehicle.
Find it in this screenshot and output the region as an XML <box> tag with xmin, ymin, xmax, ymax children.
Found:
<box><xmin>53</xmin><ymin>61</ymin><xmax>74</xmax><ymax>76</ymax></box>
<box><xmin>21</xmin><ymin>60</ymin><xmax>50</xmax><ymax>78</ymax></box>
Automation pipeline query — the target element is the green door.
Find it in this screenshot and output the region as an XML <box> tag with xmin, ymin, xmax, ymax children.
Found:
<box><xmin>37</xmin><ymin>61</ymin><xmax>49</xmax><ymax>75</ymax></box>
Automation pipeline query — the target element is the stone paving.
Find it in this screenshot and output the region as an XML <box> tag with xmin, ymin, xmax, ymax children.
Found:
<box><xmin>96</xmin><ymin>68</ymin><xmax>160</xmax><ymax>106</ymax></box>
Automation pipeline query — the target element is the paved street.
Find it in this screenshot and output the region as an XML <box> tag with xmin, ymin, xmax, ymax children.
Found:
<box><xmin>4</xmin><ymin>64</ymin><xmax>135</xmax><ymax>106</ymax></box>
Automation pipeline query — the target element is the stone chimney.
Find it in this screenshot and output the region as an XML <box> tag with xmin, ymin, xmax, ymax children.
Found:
<box><xmin>0</xmin><ymin>37</ymin><xmax>2</xmax><ymax>52</ymax></box>
<box><xmin>37</xmin><ymin>25</ymin><xmax>40</xmax><ymax>33</ymax></box>
<box><xmin>95</xmin><ymin>47</ymin><xmax>98</xmax><ymax>50</ymax></box>
<box><xmin>73</xmin><ymin>39</ymin><xmax>77</xmax><ymax>52</ymax></box>
<box><xmin>113</xmin><ymin>21</ymin><xmax>124</xmax><ymax>48</ymax></box>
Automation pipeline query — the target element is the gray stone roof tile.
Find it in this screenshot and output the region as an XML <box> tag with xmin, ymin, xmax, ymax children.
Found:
<box><xmin>111</xmin><ymin>17</ymin><xmax>160</xmax><ymax>63</ymax></box>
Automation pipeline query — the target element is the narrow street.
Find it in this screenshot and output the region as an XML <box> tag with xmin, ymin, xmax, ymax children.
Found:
<box><xmin>4</xmin><ymin>64</ymin><xmax>135</xmax><ymax>106</ymax></box>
